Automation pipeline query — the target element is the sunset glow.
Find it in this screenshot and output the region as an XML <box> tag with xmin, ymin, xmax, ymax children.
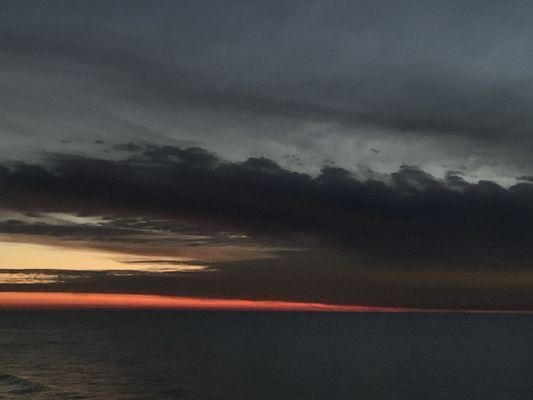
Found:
<box><xmin>1</xmin><ymin>292</ymin><xmax>532</xmax><ymax>313</ymax></box>
<box><xmin>0</xmin><ymin>241</ymin><xmax>127</xmax><ymax>270</ymax></box>
<box><xmin>0</xmin><ymin>241</ymin><xmax>207</xmax><ymax>271</ymax></box>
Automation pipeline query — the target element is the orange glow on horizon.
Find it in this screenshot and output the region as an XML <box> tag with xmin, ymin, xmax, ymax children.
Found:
<box><xmin>0</xmin><ymin>292</ymin><xmax>375</xmax><ymax>311</ymax></box>
<box><xmin>0</xmin><ymin>292</ymin><xmax>532</xmax><ymax>313</ymax></box>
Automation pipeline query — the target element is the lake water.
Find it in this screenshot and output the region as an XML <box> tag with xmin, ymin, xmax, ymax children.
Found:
<box><xmin>1</xmin><ymin>311</ymin><xmax>532</xmax><ymax>399</ymax></box>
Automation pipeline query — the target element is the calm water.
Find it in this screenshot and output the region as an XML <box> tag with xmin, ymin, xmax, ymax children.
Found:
<box><xmin>0</xmin><ymin>311</ymin><xmax>532</xmax><ymax>399</ymax></box>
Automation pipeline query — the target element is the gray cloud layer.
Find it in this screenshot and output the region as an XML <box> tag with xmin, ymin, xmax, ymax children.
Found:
<box><xmin>2</xmin><ymin>1</ymin><xmax>533</xmax><ymax>182</ymax></box>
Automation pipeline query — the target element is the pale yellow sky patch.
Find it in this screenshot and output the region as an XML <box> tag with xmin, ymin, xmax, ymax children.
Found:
<box><xmin>0</xmin><ymin>241</ymin><xmax>128</xmax><ymax>270</ymax></box>
<box><xmin>0</xmin><ymin>240</ymin><xmax>208</xmax><ymax>271</ymax></box>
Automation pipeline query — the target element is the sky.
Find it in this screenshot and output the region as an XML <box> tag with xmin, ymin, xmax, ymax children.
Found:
<box><xmin>2</xmin><ymin>1</ymin><xmax>533</xmax><ymax>310</ymax></box>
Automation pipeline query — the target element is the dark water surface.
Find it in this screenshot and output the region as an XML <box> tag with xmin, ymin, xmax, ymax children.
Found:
<box><xmin>0</xmin><ymin>311</ymin><xmax>532</xmax><ymax>399</ymax></box>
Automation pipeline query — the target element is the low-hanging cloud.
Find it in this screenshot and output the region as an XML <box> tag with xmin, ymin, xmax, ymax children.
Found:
<box><xmin>2</xmin><ymin>143</ymin><xmax>533</xmax><ymax>269</ymax></box>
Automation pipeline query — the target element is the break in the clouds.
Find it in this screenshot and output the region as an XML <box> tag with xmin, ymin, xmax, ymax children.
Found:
<box><xmin>2</xmin><ymin>143</ymin><xmax>533</xmax><ymax>308</ymax></box>
<box><xmin>3</xmin><ymin>1</ymin><xmax>533</xmax><ymax>308</ymax></box>
<box><xmin>2</xmin><ymin>1</ymin><xmax>533</xmax><ymax>182</ymax></box>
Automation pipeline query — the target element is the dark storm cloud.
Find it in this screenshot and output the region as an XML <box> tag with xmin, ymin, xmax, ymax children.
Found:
<box><xmin>3</xmin><ymin>143</ymin><xmax>533</xmax><ymax>268</ymax></box>
<box><xmin>3</xmin><ymin>0</ymin><xmax>533</xmax><ymax>142</ymax></box>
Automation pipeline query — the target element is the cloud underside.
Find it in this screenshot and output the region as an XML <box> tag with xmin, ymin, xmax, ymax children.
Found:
<box><xmin>2</xmin><ymin>143</ymin><xmax>533</xmax><ymax>307</ymax></box>
<box><xmin>3</xmin><ymin>143</ymin><xmax>533</xmax><ymax>266</ymax></box>
<box><xmin>0</xmin><ymin>145</ymin><xmax>533</xmax><ymax>266</ymax></box>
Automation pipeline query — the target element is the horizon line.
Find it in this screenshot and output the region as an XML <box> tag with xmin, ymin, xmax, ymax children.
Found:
<box><xmin>1</xmin><ymin>292</ymin><xmax>533</xmax><ymax>314</ymax></box>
